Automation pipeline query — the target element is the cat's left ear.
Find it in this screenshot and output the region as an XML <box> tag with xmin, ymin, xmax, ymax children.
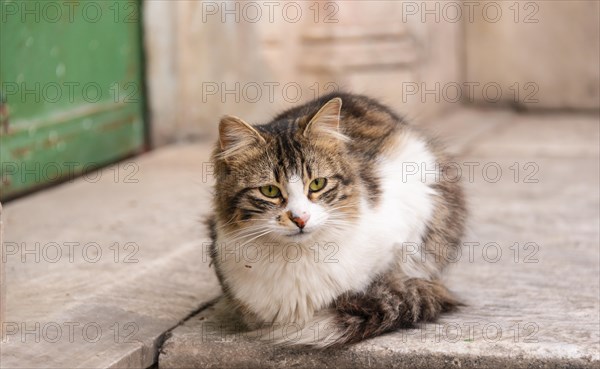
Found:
<box><xmin>303</xmin><ymin>97</ymin><xmax>348</xmax><ymax>142</ymax></box>
<box><xmin>218</xmin><ymin>115</ymin><xmax>265</xmax><ymax>159</ymax></box>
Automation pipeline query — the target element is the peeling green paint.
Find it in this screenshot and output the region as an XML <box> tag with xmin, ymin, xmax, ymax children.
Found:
<box><xmin>0</xmin><ymin>0</ymin><xmax>145</xmax><ymax>200</ymax></box>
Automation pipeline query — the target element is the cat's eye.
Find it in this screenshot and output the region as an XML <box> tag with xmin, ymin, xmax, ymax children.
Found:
<box><xmin>259</xmin><ymin>185</ymin><xmax>281</xmax><ymax>198</ymax></box>
<box><xmin>309</xmin><ymin>178</ymin><xmax>327</xmax><ymax>192</ymax></box>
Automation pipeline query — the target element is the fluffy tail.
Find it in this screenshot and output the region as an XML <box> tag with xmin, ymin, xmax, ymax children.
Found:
<box><xmin>261</xmin><ymin>278</ymin><xmax>461</xmax><ymax>348</ymax></box>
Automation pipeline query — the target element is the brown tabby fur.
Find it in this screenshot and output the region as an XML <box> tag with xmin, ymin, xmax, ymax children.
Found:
<box><xmin>207</xmin><ymin>92</ymin><xmax>466</xmax><ymax>346</ymax></box>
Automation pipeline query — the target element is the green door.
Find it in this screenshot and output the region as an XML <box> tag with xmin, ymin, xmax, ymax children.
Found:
<box><xmin>0</xmin><ymin>0</ymin><xmax>146</xmax><ymax>200</ymax></box>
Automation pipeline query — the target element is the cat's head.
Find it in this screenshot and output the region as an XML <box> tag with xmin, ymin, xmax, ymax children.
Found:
<box><xmin>212</xmin><ymin>98</ymin><xmax>361</xmax><ymax>244</ymax></box>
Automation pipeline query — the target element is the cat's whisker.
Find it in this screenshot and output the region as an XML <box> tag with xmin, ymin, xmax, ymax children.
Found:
<box><xmin>324</xmin><ymin>216</ymin><xmax>360</xmax><ymax>224</ymax></box>
<box><xmin>226</xmin><ymin>227</ymin><xmax>273</xmax><ymax>242</ymax></box>
<box><xmin>327</xmin><ymin>204</ymin><xmax>359</xmax><ymax>211</ymax></box>
<box><xmin>238</xmin><ymin>230</ymin><xmax>274</xmax><ymax>247</ymax></box>
<box><xmin>223</xmin><ymin>227</ymin><xmax>272</xmax><ymax>241</ymax></box>
<box><xmin>326</xmin><ymin>220</ymin><xmax>359</xmax><ymax>226</ymax></box>
<box><xmin>221</xmin><ymin>223</ymin><xmax>272</xmax><ymax>236</ymax></box>
<box><xmin>211</xmin><ymin>215</ymin><xmax>240</xmax><ymax>231</ymax></box>
<box><xmin>327</xmin><ymin>212</ymin><xmax>360</xmax><ymax>219</ymax></box>
<box><xmin>323</xmin><ymin>224</ymin><xmax>353</xmax><ymax>231</ymax></box>
<box><xmin>324</xmin><ymin>219</ymin><xmax>355</xmax><ymax>225</ymax></box>
<box><xmin>215</xmin><ymin>218</ymin><xmax>273</xmax><ymax>231</ymax></box>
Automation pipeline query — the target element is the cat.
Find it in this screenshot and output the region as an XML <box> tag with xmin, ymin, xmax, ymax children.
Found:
<box><xmin>206</xmin><ymin>92</ymin><xmax>466</xmax><ymax>347</ymax></box>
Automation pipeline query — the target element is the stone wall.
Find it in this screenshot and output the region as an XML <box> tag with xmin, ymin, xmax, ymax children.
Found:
<box><xmin>144</xmin><ymin>0</ymin><xmax>600</xmax><ymax>146</ymax></box>
<box><xmin>144</xmin><ymin>1</ymin><xmax>462</xmax><ymax>146</ymax></box>
<box><xmin>465</xmin><ymin>0</ymin><xmax>600</xmax><ymax>110</ymax></box>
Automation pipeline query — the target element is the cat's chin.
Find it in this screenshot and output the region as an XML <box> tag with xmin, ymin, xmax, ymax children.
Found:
<box><xmin>279</xmin><ymin>229</ymin><xmax>316</xmax><ymax>243</ymax></box>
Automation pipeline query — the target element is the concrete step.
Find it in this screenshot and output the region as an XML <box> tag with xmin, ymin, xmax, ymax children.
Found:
<box><xmin>159</xmin><ymin>109</ymin><xmax>600</xmax><ymax>368</ymax></box>
<box><xmin>1</xmin><ymin>108</ymin><xmax>598</xmax><ymax>368</ymax></box>
<box><xmin>1</xmin><ymin>145</ymin><xmax>221</xmax><ymax>368</ymax></box>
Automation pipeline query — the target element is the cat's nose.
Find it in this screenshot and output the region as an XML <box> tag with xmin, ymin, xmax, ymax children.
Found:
<box><xmin>288</xmin><ymin>211</ymin><xmax>310</xmax><ymax>229</ymax></box>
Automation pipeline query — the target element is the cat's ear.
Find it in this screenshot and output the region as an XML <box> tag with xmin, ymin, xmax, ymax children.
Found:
<box><xmin>303</xmin><ymin>97</ymin><xmax>347</xmax><ymax>141</ymax></box>
<box><xmin>218</xmin><ymin>115</ymin><xmax>265</xmax><ymax>158</ymax></box>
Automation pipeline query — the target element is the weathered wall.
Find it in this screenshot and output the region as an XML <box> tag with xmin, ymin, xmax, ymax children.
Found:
<box><xmin>144</xmin><ymin>1</ymin><xmax>179</xmax><ymax>146</ymax></box>
<box><xmin>144</xmin><ymin>1</ymin><xmax>600</xmax><ymax>145</ymax></box>
<box><xmin>465</xmin><ymin>0</ymin><xmax>600</xmax><ymax>110</ymax></box>
<box><xmin>144</xmin><ymin>1</ymin><xmax>463</xmax><ymax>146</ymax></box>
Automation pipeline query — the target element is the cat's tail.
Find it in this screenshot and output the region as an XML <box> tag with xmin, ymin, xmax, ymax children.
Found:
<box><xmin>261</xmin><ymin>278</ymin><xmax>461</xmax><ymax>348</ymax></box>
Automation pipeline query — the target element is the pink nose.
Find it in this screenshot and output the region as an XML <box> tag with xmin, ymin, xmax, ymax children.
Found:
<box><xmin>288</xmin><ymin>211</ymin><xmax>310</xmax><ymax>229</ymax></box>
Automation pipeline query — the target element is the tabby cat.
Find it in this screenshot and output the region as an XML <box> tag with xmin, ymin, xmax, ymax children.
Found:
<box><xmin>207</xmin><ymin>92</ymin><xmax>466</xmax><ymax>347</ymax></box>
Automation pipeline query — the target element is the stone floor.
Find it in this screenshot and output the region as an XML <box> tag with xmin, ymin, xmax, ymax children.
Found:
<box><xmin>1</xmin><ymin>108</ymin><xmax>598</xmax><ymax>368</ymax></box>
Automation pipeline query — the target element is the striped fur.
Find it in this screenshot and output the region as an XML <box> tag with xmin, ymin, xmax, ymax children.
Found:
<box><xmin>207</xmin><ymin>92</ymin><xmax>466</xmax><ymax>347</ymax></box>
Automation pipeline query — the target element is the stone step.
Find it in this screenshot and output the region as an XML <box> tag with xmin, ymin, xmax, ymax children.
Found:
<box><xmin>1</xmin><ymin>108</ymin><xmax>598</xmax><ymax>368</ymax></box>
<box><xmin>0</xmin><ymin>145</ymin><xmax>221</xmax><ymax>368</ymax></box>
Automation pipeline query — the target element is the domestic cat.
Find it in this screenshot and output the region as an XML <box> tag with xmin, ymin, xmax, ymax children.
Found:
<box><xmin>207</xmin><ymin>92</ymin><xmax>466</xmax><ymax>347</ymax></box>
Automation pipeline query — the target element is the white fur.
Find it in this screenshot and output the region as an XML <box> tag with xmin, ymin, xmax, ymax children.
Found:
<box><xmin>215</xmin><ymin>132</ymin><xmax>439</xmax><ymax>345</ymax></box>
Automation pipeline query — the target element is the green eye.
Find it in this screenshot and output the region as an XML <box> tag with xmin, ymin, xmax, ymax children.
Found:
<box><xmin>309</xmin><ymin>178</ymin><xmax>327</xmax><ymax>192</ymax></box>
<box><xmin>259</xmin><ymin>185</ymin><xmax>281</xmax><ymax>198</ymax></box>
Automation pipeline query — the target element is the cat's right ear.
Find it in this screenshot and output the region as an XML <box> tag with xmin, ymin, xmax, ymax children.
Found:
<box><xmin>218</xmin><ymin>115</ymin><xmax>265</xmax><ymax>159</ymax></box>
<box><xmin>303</xmin><ymin>97</ymin><xmax>348</xmax><ymax>142</ymax></box>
